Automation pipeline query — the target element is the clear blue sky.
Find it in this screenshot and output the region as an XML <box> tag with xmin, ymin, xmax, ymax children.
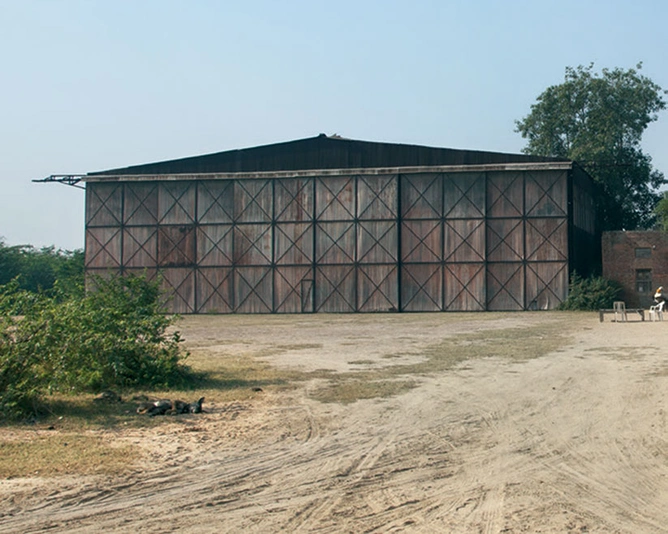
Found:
<box><xmin>2</xmin><ymin>0</ymin><xmax>667</xmax><ymax>250</ymax></box>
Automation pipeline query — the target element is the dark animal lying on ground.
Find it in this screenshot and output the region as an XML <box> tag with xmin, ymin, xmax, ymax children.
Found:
<box><xmin>137</xmin><ymin>397</ymin><xmax>205</xmax><ymax>416</ymax></box>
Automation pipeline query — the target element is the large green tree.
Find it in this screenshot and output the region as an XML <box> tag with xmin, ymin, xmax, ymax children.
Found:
<box><xmin>516</xmin><ymin>63</ymin><xmax>666</xmax><ymax>230</ymax></box>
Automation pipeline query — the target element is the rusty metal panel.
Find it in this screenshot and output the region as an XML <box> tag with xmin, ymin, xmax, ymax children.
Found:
<box><xmin>85</xmin><ymin>227</ymin><xmax>121</xmax><ymax>269</ymax></box>
<box><xmin>487</xmin><ymin>263</ymin><xmax>524</xmax><ymax>311</ymax></box>
<box><xmin>196</xmin><ymin>267</ymin><xmax>233</xmax><ymax>313</ymax></box>
<box><xmin>86</xmin><ymin>183</ymin><xmax>123</xmax><ymax>227</ymax></box>
<box><xmin>487</xmin><ymin>172</ymin><xmax>523</xmax><ymax>218</ymax></box>
<box><xmin>358</xmin><ymin>221</ymin><xmax>397</xmax><ymax>264</ymax></box>
<box><xmin>160</xmin><ymin>268</ymin><xmax>196</xmax><ymax>314</ymax></box>
<box><xmin>274</xmin><ymin>266</ymin><xmax>314</xmax><ymax>313</ymax></box>
<box><xmin>235</xmin><ymin>267</ymin><xmax>272</xmax><ymax>313</ymax></box>
<box><xmin>235</xmin><ymin>180</ymin><xmax>272</xmax><ymax>222</ymax></box>
<box><xmin>358</xmin><ymin>264</ymin><xmax>398</xmax><ymax>312</ymax></box>
<box><xmin>357</xmin><ymin>175</ymin><xmax>397</xmax><ymax>220</ymax></box>
<box><xmin>234</xmin><ymin>224</ymin><xmax>272</xmax><ymax>265</ymax></box>
<box><xmin>402</xmin><ymin>220</ymin><xmax>441</xmax><ymax>263</ymax></box>
<box><xmin>316</xmin><ymin>176</ymin><xmax>355</xmax><ymax>221</ymax></box>
<box><xmin>444</xmin><ymin>219</ymin><xmax>484</xmax><ymax>262</ymax></box>
<box><xmin>198</xmin><ymin>180</ymin><xmax>234</xmax><ymax>223</ymax></box>
<box><xmin>526</xmin><ymin>262</ymin><xmax>567</xmax><ymax>310</ymax></box>
<box><xmin>401</xmin><ymin>264</ymin><xmax>442</xmax><ymax>311</ymax></box>
<box><xmin>275</xmin><ymin>223</ymin><xmax>313</xmax><ymax>265</ymax></box>
<box><xmin>400</xmin><ymin>173</ymin><xmax>442</xmax><ymax>219</ymax></box>
<box><xmin>443</xmin><ymin>173</ymin><xmax>485</xmax><ymax>218</ymax></box>
<box><xmin>158</xmin><ymin>226</ymin><xmax>195</xmax><ymax>267</ymax></box>
<box><xmin>525</xmin><ymin>171</ymin><xmax>567</xmax><ymax>217</ymax></box>
<box><xmin>123</xmin><ymin>227</ymin><xmax>158</xmax><ymax>268</ymax></box>
<box><xmin>526</xmin><ymin>218</ymin><xmax>567</xmax><ymax>262</ymax></box>
<box><xmin>487</xmin><ymin>219</ymin><xmax>523</xmax><ymax>262</ymax></box>
<box><xmin>158</xmin><ymin>182</ymin><xmax>196</xmax><ymax>225</ymax></box>
<box><xmin>123</xmin><ymin>183</ymin><xmax>158</xmax><ymax>226</ymax></box>
<box><xmin>444</xmin><ymin>263</ymin><xmax>485</xmax><ymax>311</ymax></box>
<box><xmin>197</xmin><ymin>225</ymin><xmax>233</xmax><ymax>266</ymax></box>
<box><xmin>316</xmin><ymin>222</ymin><xmax>356</xmax><ymax>264</ymax></box>
<box><xmin>315</xmin><ymin>265</ymin><xmax>356</xmax><ymax>312</ymax></box>
<box><xmin>275</xmin><ymin>178</ymin><xmax>314</xmax><ymax>222</ymax></box>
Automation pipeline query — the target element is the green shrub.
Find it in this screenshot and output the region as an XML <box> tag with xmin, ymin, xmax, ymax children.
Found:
<box><xmin>0</xmin><ymin>274</ymin><xmax>192</xmax><ymax>421</ymax></box>
<box><xmin>558</xmin><ymin>272</ymin><xmax>622</xmax><ymax>311</ymax></box>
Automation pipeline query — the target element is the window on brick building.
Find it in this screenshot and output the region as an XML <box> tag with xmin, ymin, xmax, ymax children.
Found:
<box><xmin>636</xmin><ymin>269</ymin><xmax>652</xmax><ymax>293</ymax></box>
<box><xmin>635</xmin><ymin>247</ymin><xmax>652</xmax><ymax>258</ymax></box>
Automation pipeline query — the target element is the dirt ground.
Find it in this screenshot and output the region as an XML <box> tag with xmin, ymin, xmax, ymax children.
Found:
<box><xmin>2</xmin><ymin>312</ymin><xmax>668</xmax><ymax>533</ymax></box>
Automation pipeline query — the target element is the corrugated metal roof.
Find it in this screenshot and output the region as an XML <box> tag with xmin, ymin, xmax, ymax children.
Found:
<box><xmin>89</xmin><ymin>134</ymin><xmax>568</xmax><ymax>176</ymax></box>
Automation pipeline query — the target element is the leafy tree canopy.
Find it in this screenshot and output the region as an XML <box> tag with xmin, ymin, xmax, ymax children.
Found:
<box><xmin>516</xmin><ymin>63</ymin><xmax>666</xmax><ymax>230</ymax></box>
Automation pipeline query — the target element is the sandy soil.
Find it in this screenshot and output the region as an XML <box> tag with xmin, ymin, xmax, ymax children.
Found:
<box><xmin>1</xmin><ymin>312</ymin><xmax>668</xmax><ymax>533</ymax></box>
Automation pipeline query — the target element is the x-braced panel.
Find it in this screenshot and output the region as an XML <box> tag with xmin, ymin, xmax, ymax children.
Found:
<box><xmin>158</xmin><ymin>182</ymin><xmax>196</xmax><ymax>225</ymax></box>
<box><xmin>86</xmin><ymin>183</ymin><xmax>123</xmax><ymax>227</ymax></box>
<box><xmin>443</xmin><ymin>173</ymin><xmax>485</xmax><ymax>218</ymax></box>
<box><xmin>444</xmin><ymin>263</ymin><xmax>485</xmax><ymax>311</ymax></box>
<box><xmin>357</xmin><ymin>175</ymin><xmax>397</xmax><ymax>220</ymax></box>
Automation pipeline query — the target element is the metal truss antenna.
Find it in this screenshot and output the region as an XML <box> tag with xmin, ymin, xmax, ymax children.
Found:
<box><xmin>33</xmin><ymin>175</ymin><xmax>86</xmax><ymax>189</ymax></box>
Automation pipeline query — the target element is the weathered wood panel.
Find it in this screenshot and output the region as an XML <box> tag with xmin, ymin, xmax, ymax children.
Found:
<box><xmin>487</xmin><ymin>172</ymin><xmax>523</xmax><ymax>218</ymax></box>
<box><xmin>123</xmin><ymin>227</ymin><xmax>157</xmax><ymax>268</ymax></box>
<box><xmin>86</xmin><ymin>183</ymin><xmax>123</xmax><ymax>227</ymax></box>
<box><xmin>275</xmin><ymin>223</ymin><xmax>313</xmax><ymax>265</ymax></box>
<box><xmin>123</xmin><ymin>183</ymin><xmax>158</xmax><ymax>226</ymax></box>
<box><xmin>235</xmin><ymin>267</ymin><xmax>272</xmax><ymax>313</ymax></box>
<box><xmin>85</xmin><ymin>228</ymin><xmax>121</xmax><ymax>268</ymax></box>
<box><xmin>275</xmin><ymin>178</ymin><xmax>313</xmax><ymax>222</ymax></box>
<box><xmin>357</xmin><ymin>175</ymin><xmax>397</xmax><ymax>220</ymax></box>
<box><xmin>274</xmin><ymin>266</ymin><xmax>314</xmax><ymax>313</ymax></box>
<box><xmin>487</xmin><ymin>263</ymin><xmax>524</xmax><ymax>311</ymax></box>
<box><xmin>158</xmin><ymin>182</ymin><xmax>196</xmax><ymax>225</ymax></box>
<box><xmin>525</xmin><ymin>171</ymin><xmax>567</xmax><ymax>217</ymax></box>
<box><xmin>400</xmin><ymin>173</ymin><xmax>442</xmax><ymax>219</ymax></box>
<box><xmin>316</xmin><ymin>176</ymin><xmax>355</xmax><ymax>221</ymax></box>
<box><xmin>197</xmin><ymin>225</ymin><xmax>233</xmax><ymax>266</ymax></box>
<box><xmin>357</xmin><ymin>221</ymin><xmax>397</xmax><ymax>264</ymax></box>
<box><xmin>316</xmin><ymin>222</ymin><xmax>356</xmax><ymax>264</ymax></box>
<box><xmin>196</xmin><ymin>267</ymin><xmax>233</xmax><ymax>313</ymax></box>
<box><xmin>444</xmin><ymin>263</ymin><xmax>485</xmax><ymax>311</ymax></box>
<box><xmin>487</xmin><ymin>219</ymin><xmax>523</xmax><ymax>262</ymax></box>
<box><xmin>160</xmin><ymin>268</ymin><xmax>195</xmax><ymax>314</ymax></box>
<box><xmin>315</xmin><ymin>265</ymin><xmax>356</xmax><ymax>312</ymax></box>
<box><xmin>158</xmin><ymin>226</ymin><xmax>195</xmax><ymax>267</ymax></box>
<box><xmin>401</xmin><ymin>264</ymin><xmax>442</xmax><ymax>311</ymax></box>
<box><xmin>443</xmin><ymin>172</ymin><xmax>485</xmax><ymax>218</ymax></box>
<box><xmin>525</xmin><ymin>218</ymin><xmax>567</xmax><ymax>262</ymax></box>
<box><xmin>526</xmin><ymin>262</ymin><xmax>567</xmax><ymax>310</ymax></box>
<box><xmin>234</xmin><ymin>224</ymin><xmax>272</xmax><ymax>265</ymax></box>
<box><xmin>235</xmin><ymin>180</ymin><xmax>272</xmax><ymax>222</ymax></box>
<box><xmin>444</xmin><ymin>219</ymin><xmax>484</xmax><ymax>262</ymax></box>
<box><xmin>402</xmin><ymin>220</ymin><xmax>441</xmax><ymax>263</ymax></box>
<box><xmin>197</xmin><ymin>180</ymin><xmax>234</xmax><ymax>223</ymax></box>
<box><xmin>358</xmin><ymin>264</ymin><xmax>398</xmax><ymax>312</ymax></box>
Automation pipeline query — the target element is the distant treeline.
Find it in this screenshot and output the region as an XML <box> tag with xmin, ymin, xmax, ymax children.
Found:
<box><xmin>0</xmin><ymin>239</ymin><xmax>84</xmax><ymax>296</ymax></box>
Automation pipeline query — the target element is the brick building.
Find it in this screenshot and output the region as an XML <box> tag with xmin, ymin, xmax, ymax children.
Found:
<box><xmin>602</xmin><ymin>231</ymin><xmax>668</xmax><ymax>307</ymax></box>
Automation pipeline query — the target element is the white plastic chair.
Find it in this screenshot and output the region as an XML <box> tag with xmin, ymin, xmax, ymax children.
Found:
<box><xmin>650</xmin><ymin>303</ymin><xmax>664</xmax><ymax>321</ymax></box>
<box><xmin>613</xmin><ymin>301</ymin><xmax>627</xmax><ymax>322</ymax></box>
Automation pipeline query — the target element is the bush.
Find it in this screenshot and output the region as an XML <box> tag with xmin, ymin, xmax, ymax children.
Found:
<box><xmin>558</xmin><ymin>272</ymin><xmax>622</xmax><ymax>311</ymax></box>
<box><xmin>0</xmin><ymin>274</ymin><xmax>192</xmax><ymax>421</ymax></box>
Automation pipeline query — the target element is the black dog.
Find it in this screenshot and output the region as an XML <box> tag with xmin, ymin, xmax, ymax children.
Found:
<box><xmin>137</xmin><ymin>397</ymin><xmax>205</xmax><ymax>416</ymax></box>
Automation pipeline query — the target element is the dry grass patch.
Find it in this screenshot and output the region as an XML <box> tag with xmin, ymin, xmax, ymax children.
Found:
<box><xmin>0</xmin><ymin>433</ymin><xmax>137</xmax><ymax>478</ymax></box>
<box><xmin>310</xmin><ymin>379</ymin><xmax>417</xmax><ymax>404</ymax></box>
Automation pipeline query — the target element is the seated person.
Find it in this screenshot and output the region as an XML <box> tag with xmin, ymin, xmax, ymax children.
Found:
<box><xmin>654</xmin><ymin>286</ymin><xmax>665</xmax><ymax>311</ymax></box>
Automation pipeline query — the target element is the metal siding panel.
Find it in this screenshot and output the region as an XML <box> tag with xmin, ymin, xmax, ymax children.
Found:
<box><xmin>487</xmin><ymin>263</ymin><xmax>524</xmax><ymax>311</ymax></box>
<box><xmin>235</xmin><ymin>180</ymin><xmax>272</xmax><ymax>222</ymax></box>
<box><xmin>400</xmin><ymin>264</ymin><xmax>442</xmax><ymax>311</ymax></box>
<box><xmin>275</xmin><ymin>223</ymin><xmax>314</xmax><ymax>265</ymax></box>
<box><xmin>357</xmin><ymin>175</ymin><xmax>397</xmax><ymax>220</ymax></box>
<box><xmin>158</xmin><ymin>182</ymin><xmax>196</xmax><ymax>224</ymax></box>
<box><xmin>198</xmin><ymin>180</ymin><xmax>234</xmax><ymax>223</ymax></box>
<box><xmin>400</xmin><ymin>173</ymin><xmax>442</xmax><ymax>219</ymax></box>
<box><xmin>444</xmin><ymin>263</ymin><xmax>485</xmax><ymax>311</ymax></box>
<box><xmin>123</xmin><ymin>227</ymin><xmax>158</xmax><ymax>268</ymax></box>
<box><xmin>274</xmin><ymin>266</ymin><xmax>314</xmax><ymax>313</ymax></box>
<box><xmin>358</xmin><ymin>264</ymin><xmax>398</xmax><ymax>312</ymax></box>
<box><xmin>196</xmin><ymin>267</ymin><xmax>233</xmax><ymax>313</ymax></box>
<box><xmin>525</xmin><ymin>170</ymin><xmax>567</xmax><ymax>217</ymax></box>
<box><xmin>275</xmin><ymin>178</ymin><xmax>314</xmax><ymax>222</ymax></box>
<box><xmin>160</xmin><ymin>268</ymin><xmax>196</xmax><ymax>314</ymax></box>
<box><xmin>158</xmin><ymin>226</ymin><xmax>196</xmax><ymax>267</ymax></box>
<box><xmin>85</xmin><ymin>228</ymin><xmax>122</xmax><ymax>268</ymax></box>
<box><xmin>235</xmin><ymin>267</ymin><xmax>273</xmax><ymax>313</ymax></box>
<box><xmin>86</xmin><ymin>183</ymin><xmax>123</xmax><ymax>227</ymax></box>
<box><xmin>444</xmin><ymin>219</ymin><xmax>485</xmax><ymax>262</ymax></box>
<box><xmin>357</xmin><ymin>221</ymin><xmax>397</xmax><ymax>264</ymax></box>
<box><xmin>487</xmin><ymin>219</ymin><xmax>524</xmax><ymax>262</ymax></box>
<box><xmin>401</xmin><ymin>220</ymin><xmax>441</xmax><ymax>263</ymax></box>
<box><xmin>123</xmin><ymin>183</ymin><xmax>158</xmax><ymax>226</ymax></box>
<box><xmin>197</xmin><ymin>225</ymin><xmax>234</xmax><ymax>266</ymax></box>
<box><xmin>525</xmin><ymin>218</ymin><xmax>568</xmax><ymax>261</ymax></box>
<box><xmin>315</xmin><ymin>265</ymin><xmax>356</xmax><ymax>312</ymax></box>
<box><xmin>234</xmin><ymin>224</ymin><xmax>272</xmax><ymax>265</ymax></box>
<box><xmin>443</xmin><ymin>173</ymin><xmax>485</xmax><ymax>218</ymax></box>
<box><xmin>316</xmin><ymin>176</ymin><xmax>355</xmax><ymax>221</ymax></box>
<box><xmin>316</xmin><ymin>222</ymin><xmax>356</xmax><ymax>264</ymax></box>
<box><xmin>526</xmin><ymin>262</ymin><xmax>568</xmax><ymax>310</ymax></box>
<box><xmin>487</xmin><ymin>172</ymin><xmax>523</xmax><ymax>218</ymax></box>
